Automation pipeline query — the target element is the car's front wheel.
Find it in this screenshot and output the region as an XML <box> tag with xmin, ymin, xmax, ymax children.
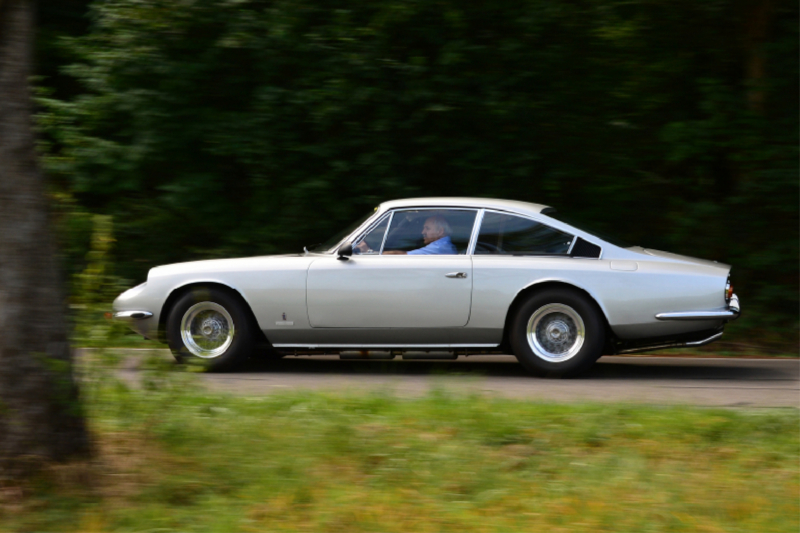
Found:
<box><xmin>166</xmin><ymin>287</ymin><xmax>254</xmax><ymax>371</ymax></box>
<box><xmin>510</xmin><ymin>288</ymin><xmax>605</xmax><ymax>377</ymax></box>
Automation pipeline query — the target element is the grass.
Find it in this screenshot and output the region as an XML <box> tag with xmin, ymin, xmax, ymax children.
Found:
<box><xmin>2</xmin><ymin>356</ymin><xmax>798</xmax><ymax>533</ymax></box>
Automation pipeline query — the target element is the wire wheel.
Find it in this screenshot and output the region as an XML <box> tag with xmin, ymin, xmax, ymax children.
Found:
<box><xmin>526</xmin><ymin>303</ymin><xmax>586</xmax><ymax>363</ymax></box>
<box><xmin>180</xmin><ymin>301</ymin><xmax>235</xmax><ymax>358</ymax></box>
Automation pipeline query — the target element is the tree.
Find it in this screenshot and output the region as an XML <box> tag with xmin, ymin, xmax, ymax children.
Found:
<box><xmin>0</xmin><ymin>0</ymin><xmax>90</xmax><ymax>478</ymax></box>
<box><xmin>38</xmin><ymin>0</ymin><xmax>799</xmax><ymax>347</ymax></box>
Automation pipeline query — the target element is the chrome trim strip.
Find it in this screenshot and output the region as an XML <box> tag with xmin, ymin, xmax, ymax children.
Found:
<box><xmin>617</xmin><ymin>332</ymin><xmax>724</xmax><ymax>354</ymax></box>
<box><xmin>477</xmin><ymin>253</ymin><xmax>591</xmax><ymax>259</ymax></box>
<box><xmin>655</xmin><ymin>311</ymin><xmax>737</xmax><ymax>320</ymax></box>
<box><xmin>378</xmin><ymin>211</ymin><xmax>394</xmax><ymax>254</ymax></box>
<box><xmin>655</xmin><ymin>294</ymin><xmax>740</xmax><ymax>322</ymax></box>
<box><xmin>466</xmin><ymin>208</ymin><xmax>485</xmax><ymax>256</ymax></box>
<box><xmin>566</xmin><ymin>236</ymin><xmax>577</xmax><ymax>255</ymax></box>
<box><xmin>113</xmin><ymin>310</ymin><xmax>153</xmax><ymax>320</ymax></box>
<box><xmin>272</xmin><ymin>343</ymin><xmax>500</xmax><ymax>349</ymax></box>
<box><xmin>388</xmin><ymin>207</ymin><xmax>481</xmax><ymax>214</ymax></box>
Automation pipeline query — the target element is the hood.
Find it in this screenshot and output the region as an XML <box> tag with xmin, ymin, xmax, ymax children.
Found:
<box><xmin>148</xmin><ymin>253</ymin><xmax>308</xmax><ymax>278</ymax></box>
<box><xmin>629</xmin><ymin>247</ymin><xmax>730</xmax><ymax>270</ymax></box>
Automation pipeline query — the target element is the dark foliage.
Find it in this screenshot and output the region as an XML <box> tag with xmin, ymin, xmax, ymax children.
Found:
<box><xmin>37</xmin><ymin>0</ymin><xmax>798</xmax><ymax>346</ymax></box>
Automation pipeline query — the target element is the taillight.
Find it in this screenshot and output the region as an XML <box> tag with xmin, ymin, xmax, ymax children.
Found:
<box><xmin>725</xmin><ymin>277</ymin><xmax>734</xmax><ymax>301</ymax></box>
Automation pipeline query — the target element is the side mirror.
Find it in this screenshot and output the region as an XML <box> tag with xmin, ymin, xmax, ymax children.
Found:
<box><xmin>337</xmin><ymin>243</ymin><xmax>353</xmax><ymax>261</ymax></box>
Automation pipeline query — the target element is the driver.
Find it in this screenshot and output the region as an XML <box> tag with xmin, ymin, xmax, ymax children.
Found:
<box><xmin>383</xmin><ymin>215</ymin><xmax>457</xmax><ymax>255</ymax></box>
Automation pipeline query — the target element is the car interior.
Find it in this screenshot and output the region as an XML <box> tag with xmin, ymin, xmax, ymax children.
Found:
<box><xmin>382</xmin><ymin>210</ymin><xmax>477</xmax><ymax>254</ymax></box>
<box><xmin>355</xmin><ymin>209</ymin><xmax>573</xmax><ymax>255</ymax></box>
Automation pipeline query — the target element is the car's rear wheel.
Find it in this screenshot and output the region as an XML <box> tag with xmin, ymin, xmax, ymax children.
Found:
<box><xmin>510</xmin><ymin>288</ymin><xmax>604</xmax><ymax>377</ymax></box>
<box><xmin>166</xmin><ymin>287</ymin><xmax>254</xmax><ymax>371</ymax></box>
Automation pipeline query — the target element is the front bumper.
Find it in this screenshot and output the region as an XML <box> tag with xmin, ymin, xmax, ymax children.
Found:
<box><xmin>113</xmin><ymin>310</ymin><xmax>153</xmax><ymax>321</ymax></box>
<box><xmin>655</xmin><ymin>294</ymin><xmax>740</xmax><ymax>322</ymax></box>
<box><xmin>112</xmin><ymin>309</ymin><xmax>158</xmax><ymax>339</ymax></box>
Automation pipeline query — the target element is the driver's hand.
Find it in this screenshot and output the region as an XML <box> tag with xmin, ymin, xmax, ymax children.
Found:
<box><xmin>354</xmin><ymin>241</ymin><xmax>369</xmax><ymax>253</ymax></box>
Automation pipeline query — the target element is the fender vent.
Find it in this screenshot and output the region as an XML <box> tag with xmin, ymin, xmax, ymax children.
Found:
<box><xmin>570</xmin><ymin>238</ymin><xmax>601</xmax><ymax>258</ymax></box>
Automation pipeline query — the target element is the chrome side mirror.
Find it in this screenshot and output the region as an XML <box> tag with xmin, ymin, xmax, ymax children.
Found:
<box><xmin>337</xmin><ymin>243</ymin><xmax>353</xmax><ymax>261</ymax></box>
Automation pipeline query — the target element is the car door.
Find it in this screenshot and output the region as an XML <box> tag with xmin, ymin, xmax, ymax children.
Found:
<box><xmin>306</xmin><ymin>208</ymin><xmax>478</xmax><ymax>328</ymax></box>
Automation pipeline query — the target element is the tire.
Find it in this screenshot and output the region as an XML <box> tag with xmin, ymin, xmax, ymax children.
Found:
<box><xmin>166</xmin><ymin>287</ymin><xmax>255</xmax><ymax>371</ymax></box>
<box><xmin>509</xmin><ymin>288</ymin><xmax>605</xmax><ymax>378</ymax></box>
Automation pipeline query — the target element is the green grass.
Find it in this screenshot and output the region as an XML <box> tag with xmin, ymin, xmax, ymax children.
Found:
<box><xmin>3</xmin><ymin>364</ymin><xmax>798</xmax><ymax>533</ymax></box>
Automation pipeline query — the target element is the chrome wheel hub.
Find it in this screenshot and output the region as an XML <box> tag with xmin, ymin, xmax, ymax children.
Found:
<box><xmin>180</xmin><ymin>302</ymin><xmax>235</xmax><ymax>359</ymax></box>
<box><xmin>201</xmin><ymin>318</ymin><xmax>222</xmax><ymax>338</ymax></box>
<box><xmin>527</xmin><ymin>303</ymin><xmax>585</xmax><ymax>362</ymax></box>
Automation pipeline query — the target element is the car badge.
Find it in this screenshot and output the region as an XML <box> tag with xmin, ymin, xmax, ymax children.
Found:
<box><xmin>277</xmin><ymin>312</ymin><xmax>293</xmax><ymax>326</ymax></box>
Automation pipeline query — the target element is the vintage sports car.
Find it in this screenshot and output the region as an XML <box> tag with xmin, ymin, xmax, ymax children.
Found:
<box><xmin>113</xmin><ymin>197</ymin><xmax>740</xmax><ymax>376</ymax></box>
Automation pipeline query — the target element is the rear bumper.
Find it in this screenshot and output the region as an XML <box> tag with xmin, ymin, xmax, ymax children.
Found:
<box><xmin>655</xmin><ymin>294</ymin><xmax>740</xmax><ymax>322</ymax></box>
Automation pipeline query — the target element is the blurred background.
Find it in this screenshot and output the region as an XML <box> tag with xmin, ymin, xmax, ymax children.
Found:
<box><xmin>36</xmin><ymin>0</ymin><xmax>797</xmax><ymax>350</ymax></box>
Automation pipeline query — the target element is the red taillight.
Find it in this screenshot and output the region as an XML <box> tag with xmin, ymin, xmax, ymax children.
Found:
<box><xmin>725</xmin><ymin>280</ymin><xmax>734</xmax><ymax>301</ymax></box>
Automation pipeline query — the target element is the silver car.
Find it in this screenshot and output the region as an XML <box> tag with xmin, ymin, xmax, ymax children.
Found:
<box><xmin>113</xmin><ymin>197</ymin><xmax>740</xmax><ymax>376</ymax></box>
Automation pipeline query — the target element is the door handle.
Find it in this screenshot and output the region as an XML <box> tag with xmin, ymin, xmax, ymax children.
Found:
<box><xmin>445</xmin><ymin>272</ymin><xmax>468</xmax><ymax>279</ymax></box>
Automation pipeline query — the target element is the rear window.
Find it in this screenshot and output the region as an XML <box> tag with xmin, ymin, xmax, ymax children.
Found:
<box><xmin>475</xmin><ymin>212</ymin><xmax>573</xmax><ymax>255</ymax></box>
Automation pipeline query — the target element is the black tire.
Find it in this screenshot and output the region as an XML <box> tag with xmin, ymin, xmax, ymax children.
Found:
<box><xmin>166</xmin><ymin>287</ymin><xmax>255</xmax><ymax>371</ymax></box>
<box><xmin>509</xmin><ymin>288</ymin><xmax>605</xmax><ymax>378</ymax></box>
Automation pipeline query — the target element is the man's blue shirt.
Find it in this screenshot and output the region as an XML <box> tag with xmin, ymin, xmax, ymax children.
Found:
<box><xmin>407</xmin><ymin>236</ymin><xmax>458</xmax><ymax>255</ymax></box>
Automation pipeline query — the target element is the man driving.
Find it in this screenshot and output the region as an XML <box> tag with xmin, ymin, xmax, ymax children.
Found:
<box><xmin>383</xmin><ymin>215</ymin><xmax>457</xmax><ymax>255</ymax></box>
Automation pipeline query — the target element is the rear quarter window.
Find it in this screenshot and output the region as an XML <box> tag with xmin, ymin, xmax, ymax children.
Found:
<box><xmin>475</xmin><ymin>212</ymin><xmax>573</xmax><ymax>255</ymax></box>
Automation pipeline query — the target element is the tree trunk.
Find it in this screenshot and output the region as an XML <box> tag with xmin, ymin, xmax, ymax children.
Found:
<box><xmin>0</xmin><ymin>0</ymin><xmax>91</xmax><ymax>479</ymax></box>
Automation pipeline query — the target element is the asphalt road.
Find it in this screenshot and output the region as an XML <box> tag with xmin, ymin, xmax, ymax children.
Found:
<box><xmin>115</xmin><ymin>350</ymin><xmax>800</xmax><ymax>408</ymax></box>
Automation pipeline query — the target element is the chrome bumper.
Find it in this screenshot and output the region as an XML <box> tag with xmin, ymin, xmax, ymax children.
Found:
<box><xmin>113</xmin><ymin>310</ymin><xmax>154</xmax><ymax>321</ymax></box>
<box><xmin>655</xmin><ymin>294</ymin><xmax>740</xmax><ymax>322</ymax></box>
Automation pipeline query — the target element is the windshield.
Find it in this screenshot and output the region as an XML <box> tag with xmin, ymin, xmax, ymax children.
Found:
<box><xmin>308</xmin><ymin>209</ymin><xmax>377</xmax><ymax>253</ymax></box>
<box><xmin>543</xmin><ymin>209</ymin><xmax>633</xmax><ymax>248</ymax></box>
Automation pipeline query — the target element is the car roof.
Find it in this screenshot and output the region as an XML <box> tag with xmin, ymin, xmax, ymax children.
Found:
<box><xmin>379</xmin><ymin>197</ymin><xmax>551</xmax><ymax>216</ymax></box>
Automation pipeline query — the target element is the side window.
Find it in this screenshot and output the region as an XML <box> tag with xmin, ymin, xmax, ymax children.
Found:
<box><xmin>382</xmin><ymin>209</ymin><xmax>477</xmax><ymax>255</ymax></box>
<box><xmin>353</xmin><ymin>215</ymin><xmax>389</xmax><ymax>254</ymax></box>
<box><xmin>475</xmin><ymin>212</ymin><xmax>573</xmax><ymax>255</ymax></box>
